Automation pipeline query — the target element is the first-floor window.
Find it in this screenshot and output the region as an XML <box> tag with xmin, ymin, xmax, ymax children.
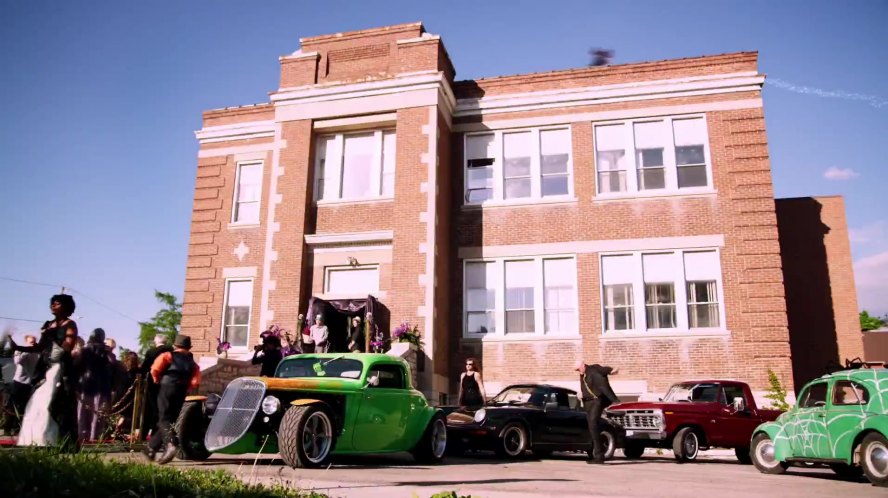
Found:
<box><xmin>601</xmin><ymin>249</ymin><xmax>723</xmax><ymax>333</ymax></box>
<box><xmin>325</xmin><ymin>266</ymin><xmax>379</xmax><ymax>295</ymax></box>
<box><xmin>223</xmin><ymin>280</ymin><xmax>252</xmax><ymax>348</ymax></box>
<box><xmin>464</xmin><ymin>256</ymin><xmax>577</xmax><ymax>337</ymax></box>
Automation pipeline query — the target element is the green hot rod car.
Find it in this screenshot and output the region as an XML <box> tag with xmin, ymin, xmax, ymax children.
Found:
<box><xmin>178</xmin><ymin>353</ymin><xmax>447</xmax><ymax>468</ymax></box>
<box><xmin>750</xmin><ymin>368</ymin><xmax>888</xmax><ymax>486</ymax></box>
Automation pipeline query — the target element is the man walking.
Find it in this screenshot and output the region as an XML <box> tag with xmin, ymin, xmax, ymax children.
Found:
<box><xmin>3</xmin><ymin>335</ymin><xmax>39</xmax><ymax>436</ymax></box>
<box><xmin>575</xmin><ymin>359</ymin><xmax>620</xmax><ymax>464</ymax></box>
<box><xmin>140</xmin><ymin>334</ymin><xmax>172</xmax><ymax>440</ymax></box>
<box><xmin>144</xmin><ymin>334</ymin><xmax>200</xmax><ymax>464</ymax></box>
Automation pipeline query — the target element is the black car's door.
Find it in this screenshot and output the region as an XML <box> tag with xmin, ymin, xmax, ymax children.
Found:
<box><xmin>541</xmin><ymin>391</ymin><xmax>587</xmax><ymax>446</ymax></box>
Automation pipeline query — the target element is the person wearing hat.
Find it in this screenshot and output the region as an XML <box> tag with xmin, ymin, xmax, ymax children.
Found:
<box><xmin>575</xmin><ymin>359</ymin><xmax>620</xmax><ymax>464</ymax></box>
<box><xmin>252</xmin><ymin>334</ymin><xmax>283</xmax><ymax>377</ymax></box>
<box><xmin>145</xmin><ymin>334</ymin><xmax>201</xmax><ymax>464</ymax></box>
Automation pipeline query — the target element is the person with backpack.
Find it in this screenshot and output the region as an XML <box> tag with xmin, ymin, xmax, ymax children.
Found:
<box><xmin>76</xmin><ymin>328</ymin><xmax>114</xmax><ymax>442</ymax></box>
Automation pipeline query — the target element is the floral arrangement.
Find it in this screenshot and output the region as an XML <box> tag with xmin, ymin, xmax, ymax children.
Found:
<box><xmin>260</xmin><ymin>324</ymin><xmax>301</xmax><ymax>356</ymax></box>
<box><xmin>370</xmin><ymin>338</ymin><xmax>389</xmax><ymax>353</ymax></box>
<box><xmin>392</xmin><ymin>321</ymin><xmax>422</xmax><ymax>348</ymax></box>
<box><xmin>216</xmin><ymin>339</ymin><xmax>231</xmax><ymax>355</ymax></box>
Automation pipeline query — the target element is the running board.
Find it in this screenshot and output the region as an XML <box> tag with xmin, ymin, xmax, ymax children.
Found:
<box><xmin>785</xmin><ymin>457</ymin><xmax>846</xmax><ymax>465</ymax></box>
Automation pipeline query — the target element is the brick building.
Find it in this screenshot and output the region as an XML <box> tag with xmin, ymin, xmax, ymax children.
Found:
<box><xmin>182</xmin><ymin>22</ymin><xmax>862</xmax><ymax>404</ymax></box>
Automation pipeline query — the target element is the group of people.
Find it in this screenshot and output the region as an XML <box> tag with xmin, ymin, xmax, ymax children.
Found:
<box><xmin>299</xmin><ymin>312</ymin><xmax>384</xmax><ymax>354</ymax></box>
<box><xmin>2</xmin><ymin>294</ymin><xmax>202</xmax><ymax>465</ymax></box>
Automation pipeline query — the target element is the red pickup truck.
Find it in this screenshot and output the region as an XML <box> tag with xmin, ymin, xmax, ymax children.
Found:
<box><xmin>604</xmin><ymin>380</ymin><xmax>782</xmax><ymax>463</ymax></box>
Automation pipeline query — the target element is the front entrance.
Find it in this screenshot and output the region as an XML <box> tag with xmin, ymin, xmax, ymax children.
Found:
<box><xmin>305</xmin><ymin>295</ymin><xmax>390</xmax><ymax>353</ymax></box>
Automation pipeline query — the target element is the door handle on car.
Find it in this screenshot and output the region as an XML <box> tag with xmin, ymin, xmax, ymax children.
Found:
<box><xmin>815</xmin><ymin>412</ymin><xmax>825</xmax><ymax>418</ymax></box>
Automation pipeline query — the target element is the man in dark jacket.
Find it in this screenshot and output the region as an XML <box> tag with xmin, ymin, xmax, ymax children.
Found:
<box><xmin>251</xmin><ymin>335</ymin><xmax>283</xmax><ymax>377</ymax></box>
<box><xmin>143</xmin><ymin>334</ymin><xmax>200</xmax><ymax>464</ymax></box>
<box><xmin>139</xmin><ymin>334</ymin><xmax>172</xmax><ymax>440</ymax></box>
<box><xmin>575</xmin><ymin>359</ymin><xmax>620</xmax><ymax>464</ymax></box>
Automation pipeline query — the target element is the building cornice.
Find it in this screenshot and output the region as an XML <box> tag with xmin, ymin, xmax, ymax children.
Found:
<box><xmin>304</xmin><ymin>230</ymin><xmax>394</xmax><ymax>246</ymax></box>
<box><xmin>194</xmin><ymin>120</ymin><xmax>275</xmax><ymax>144</ymax></box>
<box><xmin>454</xmin><ymin>72</ymin><xmax>764</xmax><ymax>117</ymax></box>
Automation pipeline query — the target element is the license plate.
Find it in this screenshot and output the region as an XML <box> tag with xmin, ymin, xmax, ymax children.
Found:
<box><xmin>625</xmin><ymin>430</ymin><xmax>635</xmax><ymax>437</ymax></box>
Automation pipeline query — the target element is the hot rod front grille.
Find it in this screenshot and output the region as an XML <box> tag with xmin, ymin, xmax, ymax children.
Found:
<box><xmin>204</xmin><ymin>378</ymin><xmax>266</xmax><ymax>452</ymax></box>
<box><xmin>607</xmin><ymin>410</ymin><xmax>662</xmax><ymax>430</ymax></box>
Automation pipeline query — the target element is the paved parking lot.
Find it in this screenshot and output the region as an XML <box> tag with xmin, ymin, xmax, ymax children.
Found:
<box><xmin>111</xmin><ymin>450</ymin><xmax>885</xmax><ymax>498</ymax></box>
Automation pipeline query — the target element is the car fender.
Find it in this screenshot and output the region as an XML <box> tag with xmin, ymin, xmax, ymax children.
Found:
<box><xmin>404</xmin><ymin>406</ymin><xmax>444</xmax><ymax>449</ymax></box>
<box><xmin>185</xmin><ymin>395</ymin><xmax>208</xmax><ymax>403</ymax></box>
<box><xmin>290</xmin><ymin>398</ymin><xmax>325</xmax><ymax>407</ymax></box>
<box><xmin>754</xmin><ymin>421</ymin><xmax>792</xmax><ymax>461</ymax></box>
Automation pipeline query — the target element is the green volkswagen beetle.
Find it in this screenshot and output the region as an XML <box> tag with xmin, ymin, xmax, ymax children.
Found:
<box><xmin>750</xmin><ymin>368</ymin><xmax>888</xmax><ymax>486</ymax></box>
<box><xmin>178</xmin><ymin>353</ymin><xmax>447</xmax><ymax>468</ymax></box>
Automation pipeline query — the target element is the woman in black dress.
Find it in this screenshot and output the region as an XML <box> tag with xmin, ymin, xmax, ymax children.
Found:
<box><xmin>457</xmin><ymin>357</ymin><xmax>487</xmax><ymax>409</ymax></box>
<box><xmin>11</xmin><ymin>294</ymin><xmax>79</xmax><ymax>449</ymax></box>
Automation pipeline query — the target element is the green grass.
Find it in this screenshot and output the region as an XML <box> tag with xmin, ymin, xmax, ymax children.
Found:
<box><xmin>0</xmin><ymin>448</ymin><xmax>327</xmax><ymax>498</ymax></box>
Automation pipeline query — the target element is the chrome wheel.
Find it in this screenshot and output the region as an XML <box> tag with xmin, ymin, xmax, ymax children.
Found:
<box><xmin>302</xmin><ymin>411</ymin><xmax>333</xmax><ymax>464</ymax></box>
<box><xmin>500</xmin><ymin>424</ymin><xmax>527</xmax><ymax>457</ymax></box>
<box><xmin>755</xmin><ymin>437</ymin><xmax>778</xmax><ymax>469</ymax></box>
<box><xmin>684</xmin><ymin>431</ymin><xmax>699</xmax><ymax>459</ymax></box>
<box><xmin>865</xmin><ymin>439</ymin><xmax>888</xmax><ymax>479</ymax></box>
<box><xmin>431</xmin><ymin>418</ymin><xmax>447</xmax><ymax>459</ymax></box>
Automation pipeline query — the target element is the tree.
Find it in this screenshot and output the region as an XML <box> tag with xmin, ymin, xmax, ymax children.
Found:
<box><xmin>764</xmin><ymin>368</ymin><xmax>791</xmax><ymax>411</ymax></box>
<box><xmin>860</xmin><ymin>310</ymin><xmax>887</xmax><ymax>331</ymax></box>
<box><xmin>138</xmin><ymin>291</ymin><xmax>182</xmax><ymax>354</ymax></box>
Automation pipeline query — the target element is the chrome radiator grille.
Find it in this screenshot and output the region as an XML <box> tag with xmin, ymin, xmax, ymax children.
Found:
<box><xmin>204</xmin><ymin>378</ymin><xmax>265</xmax><ymax>452</ymax></box>
<box><xmin>606</xmin><ymin>410</ymin><xmax>662</xmax><ymax>430</ymax></box>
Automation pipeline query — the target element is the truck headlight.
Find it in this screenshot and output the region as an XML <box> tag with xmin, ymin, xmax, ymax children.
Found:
<box><xmin>473</xmin><ymin>408</ymin><xmax>486</xmax><ymax>423</ymax></box>
<box><xmin>261</xmin><ymin>395</ymin><xmax>281</xmax><ymax>415</ymax></box>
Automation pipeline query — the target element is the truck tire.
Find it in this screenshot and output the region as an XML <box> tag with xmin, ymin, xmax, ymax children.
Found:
<box><xmin>586</xmin><ymin>429</ymin><xmax>617</xmax><ymax>460</ymax></box>
<box><xmin>495</xmin><ymin>422</ymin><xmax>528</xmax><ymax>458</ymax></box>
<box><xmin>622</xmin><ymin>441</ymin><xmax>645</xmax><ymax>459</ymax></box>
<box><xmin>411</xmin><ymin>414</ymin><xmax>447</xmax><ymax>464</ymax></box>
<box><xmin>750</xmin><ymin>433</ymin><xmax>788</xmax><ymax>475</ymax></box>
<box><xmin>279</xmin><ymin>404</ymin><xmax>335</xmax><ymax>469</ymax></box>
<box><xmin>860</xmin><ymin>432</ymin><xmax>888</xmax><ymax>487</ymax></box>
<box><xmin>175</xmin><ymin>401</ymin><xmax>212</xmax><ymax>461</ymax></box>
<box><xmin>734</xmin><ymin>446</ymin><xmax>752</xmax><ymax>465</ymax></box>
<box><xmin>672</xmin><ymin>427</ymin><xmax>701</xmax><ymax>462</ymax></box>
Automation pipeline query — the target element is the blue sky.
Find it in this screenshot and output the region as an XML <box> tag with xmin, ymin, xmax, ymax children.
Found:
<box><xmin>1</xmin><ymin>1</ymin><xmax>886</xmax><ymax>352</ymax></box>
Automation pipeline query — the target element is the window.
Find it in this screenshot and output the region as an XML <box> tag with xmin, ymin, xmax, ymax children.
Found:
<box><xmin>722</xmin><ymin>385</ymin><xmax>747</xmax><ymax>406</ymax></box>
<box><xmin>464</xmin><ymin>256</ymin><xmax>577</xmax><ymax>337</ymax></box>
<box><xmin>222</xmin><ymin>280</ymin><xmax>252</xmax><ymax>348</ymax></box>
<box><xmin>832</xmin><ymin>381</ymin><xmax>869</xmax><ymax>406</ymax></box>
<box><xmin>368</xmin><ymin>364</ymin><xmax>406</xmax><ymax>389</ymax></box>
<box><xmin>233</xmin><ymin>162</ymin><xmax>262</xmax><ymax>223</ymax></box>
<box><xmin>600</xmin><ymin>249</ymin><xmax>724</xmax><ymax>334</ymax></box>
<box><xmin>799</xmin><ymin>382</ymin><xmax>828</xmax><ymax>408</ymax></box>
<box><xmin>464</xmin><ymin>127</ymin><xmax>572</xmax><ymax>204</ymax></box>
<box><xmin>466</xmin><ymin>261</ymin><xmax>497</xmax><ymax>335</ymax></box>
<box><xmin>314</xmin><ymin>130</ymin><xmax>396</xmax><ymax>202</ymax></box>
<box><xmin>325</xmin><ymin>266</ymin><xmax>379</xmax><ymax>295</ymax></box>
<box><xmin>594</xmin><ymin>116</ymin><xmax>711</xmax><ymax>196</ymax></box>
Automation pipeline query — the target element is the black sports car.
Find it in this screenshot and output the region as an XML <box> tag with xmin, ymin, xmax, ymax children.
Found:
<box><xmin>444</xmin><ymin>384</ymin><xmax>622</xmax><ymax>459</ymax></box>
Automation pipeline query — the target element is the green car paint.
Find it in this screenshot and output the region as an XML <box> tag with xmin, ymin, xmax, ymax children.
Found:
<box><xmin>207</xmin><ymin>353</ymin><xmax>441</xmax><ymax>457</ymax></box>
<box><xmin>753</xmin><ymin>369</ymin><xmax>888</xmax><ymax>464</ymax></box>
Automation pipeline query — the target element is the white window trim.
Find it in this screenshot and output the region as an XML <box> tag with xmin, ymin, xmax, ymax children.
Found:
<box><xmin>323</xmin><ymin>264</ymin><xmax>381</xmax><ymax>297</ymax></box>
<box><xmin>463</xmin><ymin>126</ymin><xmax>575</xmax><ymax>207</ymax></box>
<box><xmin>230</xmin><ymin>161</ymin><xmax>264</xmax><ymax>227</ymax></box>
<box><xmin>462</xmin><ymin>254</ymin><xmax>580</xmax><ymax>340</ymax></box>
<box><xmin>593</xmin><ymin>114</ymin><xmax>715</xmax><ymax>200</ymax></box>
<box><xmin>598</xmin><ymin>248</ymin><xmax>728</xmax><ymax>338</ymax></box>
<box><xmin>220</xmin><ymin>278</ymin><xmax>254</xmax><ymax>352</ymax></box>
<box><xmin>314</xmin><ymin>130</ymin><xmax>395</xmax><ymax>204</ymax></box>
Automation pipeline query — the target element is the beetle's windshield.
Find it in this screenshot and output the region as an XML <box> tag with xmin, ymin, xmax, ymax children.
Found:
<box><xmin>663</xmin><ymin>383</ymin><xmax>721</xmax><ymax>403</ymax></box>
<box><xmin>276</xmin><ymin>358</ymin><xmax>363</xmax><ymax>379</ymax></box>
<box><xmin>490</xmin><ymin>387</ymin><xmax>545</xmax><ymax>406</ymax></box>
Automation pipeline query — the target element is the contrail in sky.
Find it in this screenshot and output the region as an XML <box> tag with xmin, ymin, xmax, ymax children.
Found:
<box><xmin>767</xmin><ymin>78</ymin><xmax>888</xmax><ymax>109</ymax></box>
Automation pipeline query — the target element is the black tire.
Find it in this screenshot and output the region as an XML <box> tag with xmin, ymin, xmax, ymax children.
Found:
<box><xmin>278</xmin><ymin>404</ymin><xmax>336</xmax><ymax>469</ymax></box>
<box><xmin>175</xmin><ymin>401</ymin><xmax>211</xmax><ymax>461</ymax></box>
<box><xmin>411</xmin><ymin>414</ymin><xmax>447</xmax><ymax>464</ymax></box>
<box><xmin>622</xmin><ymin>441</ymin><xmax>645</xmax><ymax>459</ymax></box>
<box><xmin>734</xmin><ymin>446</ymin><xmax>752</xmax><ymax>465</ymax></box>
<box><xmin>860</xmin><ymin>432</ymin><xmax>888</xmax><ymax>487</ymax></box>
<box><xmin>750</xmin><ymin>433</ymin><xmax>788</xmax><ymax>475</ymax></box>
<box><xmin>672</xmin><ymin>427</ymin><xmax>701</xmax><ymax>462</ymax></box>
<box><xmin>829</xmin><ymin>463</ymin><xmax>864</xmax><ymax>480</ymax></box>
<box><xmin>495</xmin><ymin>422</ymin><xmax>528</xmax><ymax>458</ymax></box>
<box><xmin>586</xmin><ymin>429</ymin><xmax>617</xmax><ymax>460</ymax></box>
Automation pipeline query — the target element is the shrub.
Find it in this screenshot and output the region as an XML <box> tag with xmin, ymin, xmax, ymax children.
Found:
<box><xmin>0</xmin><ymin>448</ymin><xmax>326</xmax><ymax>498</ymax></box>
<box><xmin>764</xmin><ymin>368</ymin><xmax>791</xmax><ymax>411</ymax></box>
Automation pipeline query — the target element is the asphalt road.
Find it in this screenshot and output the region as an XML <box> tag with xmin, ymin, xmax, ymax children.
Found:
<box><xmin>110</xmin><ymin>450</ymin><xmax>885</xmax><ymax>498</ymax></box>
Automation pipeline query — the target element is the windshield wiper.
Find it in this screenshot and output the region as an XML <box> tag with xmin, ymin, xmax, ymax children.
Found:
<box><xmin>321</xmin><ymin>354</ymin><xmax>346</xmax><ymax>366</ymax></box>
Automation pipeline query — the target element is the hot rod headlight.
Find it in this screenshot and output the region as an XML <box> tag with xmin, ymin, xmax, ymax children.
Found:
<box><xmin>473</xmin><ymin>408</ymin><xmax>486</xmax><ymax>423</ymax></box>
<box><xmin>261</xmin><ymin>395</ymin><xmax>281</xmax><ymax>415</ymax></box>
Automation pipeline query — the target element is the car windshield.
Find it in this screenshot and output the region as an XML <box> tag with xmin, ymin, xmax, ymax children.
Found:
<box><xmin>663</xmin><ymin>383</ymin><xmax>721</xmax><ymax>403</ymax></box>
<box><xmin>276</xmin><ymin>357</ymin><xmax>363</xmax><ymax>379</ymax></box>
<box><xmin>490</xmin><ymin>387</ymin><xmax>545</xmax><ymax>406</ymax></box>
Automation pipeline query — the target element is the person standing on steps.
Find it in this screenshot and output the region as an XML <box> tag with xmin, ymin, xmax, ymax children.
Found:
<box><xmin>457</xmin><ymin>358</ymin><xmax>487</xmax><ymax>409</ymax></box>
<box><xmin>144</xmin><ymin>334</ymin><xmax>200</xmax><ymax>464</ymax></box>
<box><xmin>310</xmin><ymin>314</ymin><xmax>329</xmax><ymax>354</ymax></box>
<box><xmin>575</xmin><ymin>359</ymin><xmax>620</xmax><ymax>464</ymax></box>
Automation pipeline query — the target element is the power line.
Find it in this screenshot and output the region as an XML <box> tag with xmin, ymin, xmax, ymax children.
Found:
<box><xmin>0</xmin><ymin>276</ymin><xmax>63</xmax><ymax>289</ymax></box>
<box><xmin>0</xmin><ymin>275</ymin><xmax>142</xmax><ymax>324</ymax></box>
<box><xmin>66</xmin><ymin>287</ymin><xmax>142</xmax><ymax>324</ymax></box>
<box><xmin>0</xmin><ymin>316</ymin><xmax>44</xmax><ymax>323</ymax></box>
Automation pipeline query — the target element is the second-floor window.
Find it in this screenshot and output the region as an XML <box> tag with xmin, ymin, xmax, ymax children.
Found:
<box><xmin>594</xmin><ymin>116</ymin><xmax>711</xmax><ymax>197</ymax></box>
<box><xmin>464</xmin><ymin>127</ymin><xmax>572</xmax><ymax>205</ymax></box>
<box><xmin>315</xmin><ymin>130</ymin><xmax>396</xmax><ymax>202</ymax></box>
<box><xmin>232</xmin><ymin>161</ymin><xmax>262</xmax><ymax>224</ymax></box>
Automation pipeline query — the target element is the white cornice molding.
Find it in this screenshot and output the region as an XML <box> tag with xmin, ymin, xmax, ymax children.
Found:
<box><xmin>304</xmin><ymin>230</ymin><xmax>394</xmax><ymax>246</ymax></box>
<box><xmin>455</xmin><ymin>72</ymin><xmax>764</xmax><ymax>117</ymax></box>
<box><xmin>458</xmin><ymin>234</ymin><xmax>725</xmax><ymax>259</ymax></box>
<box><xmin>195</xmin><ymin>120</ymin><xmax>275</xmax><ymax>144</ymax></box>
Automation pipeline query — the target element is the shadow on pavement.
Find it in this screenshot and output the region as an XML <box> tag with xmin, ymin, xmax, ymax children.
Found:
<box><xmin>394</xmin><ymin>478</ymin><xmax>576</xmax><ymax>486</ymax></box>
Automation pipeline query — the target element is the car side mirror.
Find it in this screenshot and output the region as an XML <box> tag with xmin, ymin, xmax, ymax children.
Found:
<box><xmin>732</xmin><ymin>397</ymin><xmax>746</xmax><ymax>413</ymax></box>
<box><xmin>544</xmin><ymin>401</ymin><xmax>558</xmax><ymax>412</ymax></box>
<box><xmin>367</xmin><ymin>375</ymin><xmax>380</xmax><ymax>387</ymax></box>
